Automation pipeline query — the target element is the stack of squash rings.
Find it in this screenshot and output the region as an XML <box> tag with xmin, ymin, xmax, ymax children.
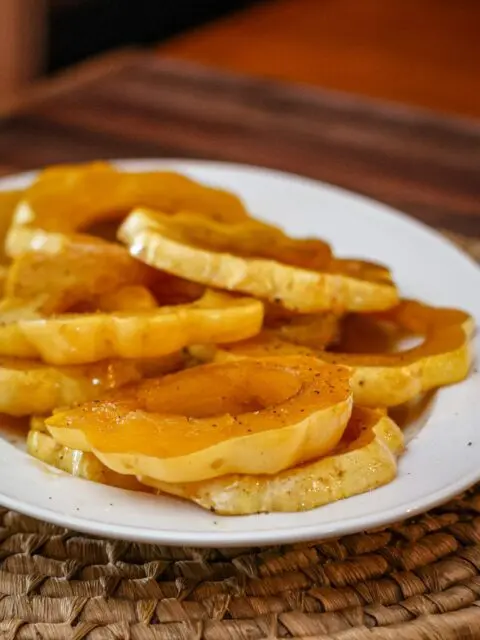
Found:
<box><xmin>0</xmin><ymin>161</ymin><xmax>473</xmax><ymax>514</ymax></box>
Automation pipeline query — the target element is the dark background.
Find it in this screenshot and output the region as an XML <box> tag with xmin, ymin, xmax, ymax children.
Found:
<box><xmin>48</xmin><ymin>0</ymin><xmax>259</xmax><ymax>72</ymax></box>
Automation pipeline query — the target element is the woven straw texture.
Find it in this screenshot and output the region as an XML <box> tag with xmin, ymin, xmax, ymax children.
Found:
<box><xmin>0</xmin><ymin>234</ymin><xmax>479</xmax><ymax>640</ymax></box>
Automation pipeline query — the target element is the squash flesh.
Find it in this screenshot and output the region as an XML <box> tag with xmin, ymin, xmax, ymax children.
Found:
<box><xmin>0</xmin><ymin>353</ymin><xmax>183</xmax><ymax>417</ymax></box>
<box><xmin>202</xmin><ymin>300</ymin><xmax>473</xmax><ymax>407</ymax></box>
<box><xmin>0</xmin><ymin>190</ymin><xmax>21</xmax><ymax>263</ymax></box>
<box><xmin>118</xmin><ymin>209</ymin><xmax>398</xmax><ymax>313</ymax></box>
<box><xmin>27</xmin><ymin>429</ymin><xmax>145</xmax><ymax>491</ymax></box>
<box><xmin>0</xmin><ymin>290</ymin><xmax>263</xmax><ymax>365</ymax></box>
<box><xmin>5</xmin><ymin>238</ymin><xmax>154</xmax><ymax>314</ymax></box>
<box><xmin>46</xmin><ymin>356</ymin><xmax>353</xmax><ymax>483</ymax></box>
<box><xmin>142</xmin><ymin>407</ymin><xmax>404</xmax><ymax>514</ymax></box>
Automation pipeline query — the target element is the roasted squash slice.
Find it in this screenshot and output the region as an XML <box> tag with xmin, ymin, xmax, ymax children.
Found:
<box><xmin>46</xmin><ymin>356</ymin><xmax>353</xmax><ymax>483</ymax></box>
<box><xmin>6</xmin><ymin>162</ymin><xmax>248</xmax><ymax>257</ymax></box>
<box><xmin>118</xmin><ymin>209</ymin><xmax>398</xmax><ymax>312</ymax></box>
<box><xmin>189</xmin><ymin>332</ymin><xmax>316</xmax><ymax>365</ymax></box>
<box><xmin>30</xmin><ymin>415</ymin><xmax>48</xmax><ymax>432</ymax></box>
<box><xmin>120</xmin><ymin>206</ymin><xmax>332</xmax><ymax>271</ymax></box>
<box><xmin>142</xmin><ymin>406</ymin><xmax>404</xmax><ymax>514</ymax></box>
<box><xmin>0</xmin><ymin>266</ymin><xmax>8</xmax><ymax>298</ymax></box>
<box><xmin>0</xmin><ymin>354</ymin><xmax>183</xmax><ymax>417</ymax></box>
<box><xmin>27</xmin><ymin>430</ymin><xmax>146</xmax><ymax>491</ymax></box>
<box><xmin>190</xmin><ymin>307</ymin><xmax>340</xmax><ymax>362</ymax></box>
<box><xmin>5</xmin><ymin>238</ymin><xmax>155</xmax><ymax>314</ymax></box>
<box><xmin>145</xmin><ymin>209</ymin><xmax>331</xmax><ymax>268</ymax></box>
<box><xmin>202</xmin><ymin>300</ymin><xmax>474</xmax><ymax>407</ymax></box>
<box><xmin>320</xmin><ymin>299</ymin><xmax>474</xmax><ymax>406</ymax></box>
<box><xmin>0</xmin><ymin>189</ymin><xmax>21</xmax><ymax>263</ymax></box>
<box><xmin>6</xmin><ymin>234</ymin><xmax>203</xmax><ymax>314</ymax></box>
<box><xmin>93</xmin><ymin>285</ymin><xmax>158</xmax><ymax>313</ymax></box>
<box><xmin>0</xmin><ymin>290</ymin><xmax>263</xmax><ymax>365</ymax></box>
<box><xmin>328</xmin><ymin>258</ymin><xmax>394</xmax><ymax>285</ymax></box>
<box><xmin>264</xmin><ymin>305</ymin><xmax>340</xmax><ymax>350</ymax></box>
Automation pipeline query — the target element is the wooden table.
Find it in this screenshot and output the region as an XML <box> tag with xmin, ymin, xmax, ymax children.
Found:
<box><xmin>0</xmin><ymin>49</ymin><xmax>479</xmax><ymax>238</ymax></box>
<box><xmin>160</xmin><ymin>0</ymin><xmax>480</xmax><ymax>119</ymax></box>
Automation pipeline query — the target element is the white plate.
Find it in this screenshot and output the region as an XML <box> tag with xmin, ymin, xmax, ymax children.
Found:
<box><xmin>0</xmin><ymin>159</ymin><xmax>479</xmax><ymax>547</ymax></box>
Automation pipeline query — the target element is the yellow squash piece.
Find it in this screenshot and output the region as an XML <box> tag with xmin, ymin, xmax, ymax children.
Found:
<box><xmin>0</xmin><ymin>190</ymin><xmax>21</xmax><ymax>263</ymax></box>
<box><xmin>30</xmin><ymin>415</ymin><xmax>48</xmax><ymax>432</ymax></box>
<box><xmin>5</xmin><ymin>238</ymin><xmax>155</xmax><ymax>314</ymax></box>
<box><xmin>189</xmin><ymin>332</ymin><xmax>316</xmax><ymax>365</ymax></box>
<box><xmin>122</xmin><ymin>208</ymin><xmax>332</xmax><ymax>271</ymax></box>
<box><xmin>118</xmin><ymin>209</ymin><xmax>398</xmax><ymax>313</ymax></box>
<box><xmin>93</xmin><ymin>285</ymin><xmax>158</xmax><ymax>312</ymax></box>
<box><xmin>0</xmin><ymin>297</ymin><xmax>45</xmax><ymax>358</ymax></box>
<box><xmin>0</xmin><ymin>354</ymin><xmax>183</xmax><ymax>417</ymax></box>
<box><xmin>328</xmin><ymin>258</ymin><xmax>394</xmax><ymax>285</ymax></box>
<box><xmin>0</xmin><ymin>266</ymin><xmax>9</xmax><ymax>298</ymax></box>
<box><xmin>142</xmin><ymin>407</ymin><xmax>404</xmax><ymax>514</ymax></box>
<box><xmin>264</xmin><ymin>305</ymin><xmax>340</xmax><ymax>349</ymax></box>
<box><xmin>0</xmin><ymin>284</ymin><xmax>159</xmax><ymax>358</ymax></box>
<box><xmin>46</xmin><ymin>356</ymin><xmax>353</xmax><ymax>483</ymax></box>
<box><xmin>149</xmin><ymin>272</ymin><xmax>205</xmax><ymax>305</ymax></box>
<box><xmin>0</xmin><ymin>290</ymin><xmax>263</xmax><ymax>365</ymax></box>
<box><xmin>192</xmin><ymin>307</ymin><xmax>340</xmax><ymax>364</ymax></box>
<box><xmin>208</xmin><ymin>300</ymin><xmax>474</xmax><ymax>407</ymax></box>
<box><xmin>6</xmin><ymin>162</ymin><xmax>248</xmax><ymax>256</ymax></box>
<box><xmin>319</xmin><ymin>299</ymin><xmax>474</xmax><ymax>406</ymax></box>
<box><xmin>27</xmin><ymin>430</ymin><xmax>145</xmax><ymax>491</ymax></box>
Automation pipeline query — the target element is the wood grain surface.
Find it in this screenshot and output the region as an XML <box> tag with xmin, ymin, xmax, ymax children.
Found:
<box><xmin>161</xmin><ymin>0</ymin><xmax>480</xmax><ymax>119</ymax></box>
<box><xmin>0</xmin><ymin>50</ymin><xmax>479</xmax><ymax>235</ymax></box>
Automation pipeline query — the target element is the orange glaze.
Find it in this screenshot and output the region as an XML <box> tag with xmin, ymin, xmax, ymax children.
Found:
<box><xmin>49</xmin><ymin>357</ymin><xmax>351</xmax><ymax>458</ymax></box>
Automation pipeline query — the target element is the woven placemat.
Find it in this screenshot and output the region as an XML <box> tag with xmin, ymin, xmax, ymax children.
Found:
<box><xmin>0</xmin><ymin>232</ymin><xmax>479</xmax><ymax>640</ymax></box>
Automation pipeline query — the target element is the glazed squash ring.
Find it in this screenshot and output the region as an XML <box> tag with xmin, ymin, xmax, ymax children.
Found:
<box><xmin>141</xmin><ymin>406</ymin><xmax>404</xmax><ymax>515</ymax></box>
<box><xmin>201</xmin><ymin>300</ymin><xmax>474</xmax><ymax>407</ymax></box>
<box><xmin>0</xmin><ymin>290</ymin><xmax>264</xmax><ymax>365</ymax></box>
<box><xmin>321</xmin><ymin>299</ymin><xmax>474</xmax><ymax>406</ymax></box>
<box><xmin>5</xmin><ymin>238</ymin><xmax>156</xmax><ymax>315</ymax></box>
<box><xmin>0</xmin><ymin>354</ymin><xmax>183</xmax><ymax>417</ymax></box>
<box><xmin>6</xmin><ymin>162</ymin><xmax>249</xmax><ymax>257</ymax></box>
<box><xmin>121</xmin><ymin>208</ymin><xmax>333</xmax><ymax>273</ymax></box>
<box><xmin>118</xmin><ymin>208</ymin><xmax>398</xmax><ymax>313</ymax></box>
<box><xmin>31</xmin><ymin>407</ymin><xmax>403</xmax><ymax>513</ymax></box>
<box><xmin>0</xmin><ymin>189</ymin><xmax>21</xmax><ymax>263</ymax></box>
<box><xmin>46</xmin><ymin>356</ymin><xmax>353</xmax><ymax>483</ymax></box>
<box><xmin>26</xmin><ymin>429</ymin><xmax>147</xmax><ymax>492</ymax></box>
<box><xmin>263</xmin><ymin>305</ymin><xmax>340</xmax><ymax>350</ymax></box>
